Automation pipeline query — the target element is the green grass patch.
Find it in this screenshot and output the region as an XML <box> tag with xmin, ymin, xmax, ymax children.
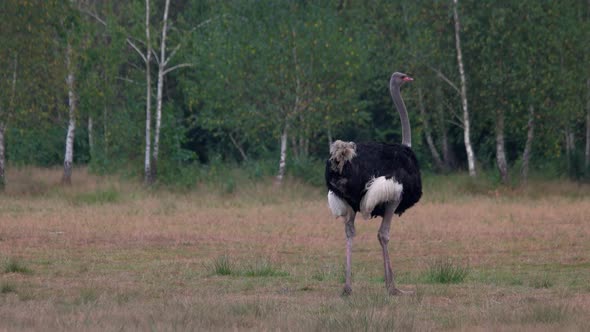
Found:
<box><xmin>211</xmin><ymin>255</ymin><xmax>234</xmax><ymax>276</ymax></box>
<box><xmin>243</xmin><ymin>259</ymin><xmax>289</xmax><ymax>277</ymax></box>
<box><xmin>423</xmin><ymin>258</ymin><xmax>469</xmax><ymax>284</ymax></box>
<box><xmin>70</xmin><ymin>188</ymin><xmax>121</xmax><ymax>206</ymax></box>
<box><xmin>469</xmin><ymin>268</ymin><xmax>524</xmax><ymax>286</ymax></box>
<box><xmin>209</xmin><ymin>256</ymin><xmax>289</xmax><ymax>277</ymax></box>
<box><xmin>3</xmin><ymin>258</ymin><xmax>33</xmax><ymax>275</ymax></box>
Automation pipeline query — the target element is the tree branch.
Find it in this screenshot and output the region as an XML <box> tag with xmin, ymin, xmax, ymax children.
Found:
<box><xmin>126</xmin><ymin>38</ymin><xmax>147</xmax><ymax>63</ymax></box>
<box><xmin>116</xmin><ymin>76</ymin><xmax>137</xmax><ymax>84</ymax></box>
<box><xmin>163</xmin><ymin>43</ymin><xmax>182</xmax><ymax>67</ymax></box>
<box><xmin>427</xmin><ymin>66</ymin><xmax>460</xmax><ymax>94</ymax></box>
<box><xmin>151</xmin><ymin>49</ymin><xmax>160</xmax><ymax>65</ymax></box>
<box><xmin>444</xmin><ymin>101</ymin><xmax>464</xmax><ymax>129</ymax></box>
<box><xmin>163</xmin><ymin>63</ymin><xmax>193</xmax><ymax>75</ymax></box>
<box><xmin>229</xmin><ymin>132</ymin><xmax>248</xmax><ymax>161</ymax></box>
<box><xmin>80</xmin><ymin>8</ymin><xmax>107</xmax><ymax>26</ymax></box>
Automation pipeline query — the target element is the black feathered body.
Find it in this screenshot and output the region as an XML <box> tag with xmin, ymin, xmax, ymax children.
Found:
<box><xmin>326</xmin><ymin>142</ymin><xmax>422</xmax><ymax>217</ymax></box>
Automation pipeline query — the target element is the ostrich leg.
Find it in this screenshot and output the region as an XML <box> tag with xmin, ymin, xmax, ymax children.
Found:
<box><xmin>343</xmin><ymin>209</ymin><xmax>356</xmax><ymax>295</ymax></box>
<box><xmin>377</xmin><ymin>202</ymin><xmax>408</xmax><ymax>295</ymax></box>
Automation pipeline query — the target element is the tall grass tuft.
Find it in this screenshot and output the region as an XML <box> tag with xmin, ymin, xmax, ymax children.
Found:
<box><xmin>530</xmin><ymin>273</ymin><xmax>554</xmax><ymax>289</ymax></box>
<box><xmin>211</xmin><ymin>255</ymin><xmax>234</xmax><ymax>276</ymax></box>
<box><xmin>3</xmin><ymin>258</ymin><xmax>32</xmax><ymax>275</ymax></box>
<box><xmin>243</xmin><ymin>259</ymin><xmax>289</xmax><ymax>277</ymax></box>
<box><xmin>424</xmin><ymin>258</ymin><xmax>469</xmax><ymax>284</ymax></box>
<box><xmin>1</xmin><ymin>282</ymin><xmax>17</xmax><ymax>294</ymax></box>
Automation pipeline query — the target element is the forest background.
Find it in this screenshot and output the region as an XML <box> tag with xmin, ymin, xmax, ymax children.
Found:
<box><xmin>1</xmin><ymin>0</ymin><xmax>589</xmax><ymax>190</ymax></box>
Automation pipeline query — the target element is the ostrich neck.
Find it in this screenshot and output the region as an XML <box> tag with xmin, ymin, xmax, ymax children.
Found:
<box><xmin>391</xmin><ymin>85</ymin><xmax>412</xmax><ymax>147</ymax></box>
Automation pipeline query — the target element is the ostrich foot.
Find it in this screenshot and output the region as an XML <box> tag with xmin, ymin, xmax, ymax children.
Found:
<box><xmin>342</xmin><ymin>285</ymin><xmax>353</xmax><ymax>296</ymax></box>
<box><xmin>388</xmin><ymin>287</ymin><xmax>414</xmax><ymax>296</ymax></box>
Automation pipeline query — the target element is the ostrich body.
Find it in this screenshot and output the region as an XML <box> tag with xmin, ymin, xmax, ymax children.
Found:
<box><xmin>325</xmin><ymin>72</ymin><xmax>422</xmax><ymax>295</ymax></box>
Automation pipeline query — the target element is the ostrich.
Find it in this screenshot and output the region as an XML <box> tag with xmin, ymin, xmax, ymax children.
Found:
<box><xmin>325</xmin><ymin>72</ymin><xmax>422</xmax><ymax>296</ymax></box>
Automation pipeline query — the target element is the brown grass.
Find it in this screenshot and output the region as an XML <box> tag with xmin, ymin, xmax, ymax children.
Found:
<box><xmin>1</xmin><ymin>167</ymin><xmax>589</xmax><ymax>331</ymax></box>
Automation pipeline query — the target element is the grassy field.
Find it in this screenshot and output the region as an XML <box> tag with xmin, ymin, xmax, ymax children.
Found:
<box><xmin>1</xmin><ymin>167</ymin><xmax>590</xmax><ymax>331</ymax></box>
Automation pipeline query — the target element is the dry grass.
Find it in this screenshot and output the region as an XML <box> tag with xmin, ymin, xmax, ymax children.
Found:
<box><xmin>1</xmin><ymin>167</ymin><xmax>589</xmax><ymax>331</ymax></box>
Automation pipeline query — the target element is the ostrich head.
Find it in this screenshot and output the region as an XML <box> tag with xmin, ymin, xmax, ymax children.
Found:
<box><xmin>390</xmin><ymin>72</ymin><xmax>414</xmax><ymax>88</ymax></box>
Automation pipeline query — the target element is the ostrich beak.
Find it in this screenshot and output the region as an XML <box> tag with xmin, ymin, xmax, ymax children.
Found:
<box><xmin>403</xmin><ymin>76</ymin><xmax>414</xmax><ymax>82</ymax></box>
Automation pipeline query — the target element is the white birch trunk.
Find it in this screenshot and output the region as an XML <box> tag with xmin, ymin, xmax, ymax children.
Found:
<box><xmin>0</xmin><ymin>123</ymin><xmax>5</xmax><ymax>190</ymax></box>
<box><xmin>276</xmin><ymin>122</ymin><xmax>288</xmax><ymax>185</ymax></box>
<box><xmin>63</xmin><ymin>41</ymin><xmax>77</xmax><ymax>185</ymax></box>
<box><xmin>152</xmin><ymin>0</ymin><xmax>171</xmax><ymax>182</ymax></box>
<box><xmin>495</xmin><ymin>109</ymin><xmax>509</xmax><ymax>184</ymax></box>
<box><xmin>521</xmin><ymin>105</ymin><xmax>535</xmax><ymax>184</ymax></box>
<box><xmin>453</xmin><ymin>0</ymin><xmax>476</xmax><ymax>177</ymax></box>
<box><xmin>144</xmin><ymin>0</ymin><xmax>153</xmax><ymax>185</ymax></box>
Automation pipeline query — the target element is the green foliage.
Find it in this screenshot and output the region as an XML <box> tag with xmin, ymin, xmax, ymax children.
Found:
<box><xmin>1</xmin><ymin>0</ymin><xmax>589</xmax><ymax>188</ymax></box>
<box><xmin>289</xmin><ymin>157</ymin><xmax>325</xmax><ymax>187</ymax></box>
<box><xmin>423</xmin><ymin>258</ymin><xmax>469</xmax><ymax>284</ymax></box>
<box><xmin>7</xmin><ymin>126</ymin><xmax>67</xmax><ymax>167</ymax></box>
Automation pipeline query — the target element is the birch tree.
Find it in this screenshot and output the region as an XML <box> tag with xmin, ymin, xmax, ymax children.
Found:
<box><xmin>128</xmin><ymin>0</ymin><xmax>192</xmax><ymax>185</ymax></box>
<box><xmin>452</xmin><ymin>0</ymin><xmax>476</xmax><ymax>177</ymax></box>
<box><xmin>126</xmin><ymin>0</ymin><xmax>153</xmax><ymax>185</ymax></box>
<box><xmin>62</xmin><ymin>40</ymin><xmax>77</xmax><ymax>184</ymax></box>
<box><xmin>151</xmin><ymin>0</ymin><xmax>193</xmax><ymax>182</ymax></box>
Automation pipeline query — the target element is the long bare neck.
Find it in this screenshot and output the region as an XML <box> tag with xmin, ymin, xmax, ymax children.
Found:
<box><xmin>390</xmin><ymin>84</ymin><xmax>412</xmax><ymax>147</ymax></box>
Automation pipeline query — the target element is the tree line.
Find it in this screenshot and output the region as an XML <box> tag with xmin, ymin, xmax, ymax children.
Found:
<box><xmin>1</xmin><ymin>0</ymin><xmax>589</xmax><ymax>190</ymax></box>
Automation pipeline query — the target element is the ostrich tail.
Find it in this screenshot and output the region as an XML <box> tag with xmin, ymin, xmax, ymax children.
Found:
<box><xmin>360</xmin><ymin>176</ymin><xmax>403</xmax><ymax>219</ymax></box>
<box><xmin>329</xmin><ymin>140</ymin><xmax>357</xmax><ymax>173</ymax></box>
